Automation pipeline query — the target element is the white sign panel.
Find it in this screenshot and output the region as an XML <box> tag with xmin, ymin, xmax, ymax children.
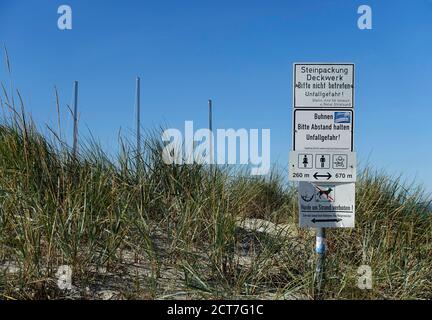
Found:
<box><xmin>294</xmin><ymin>63</ymin><xmax>354</xmax><ymax>108</ymax></box>
<box><xmin>289</xmin><ymin>151</ymin><xmax>356</xmax><ymax>183</ymax></box>
<box><xmin>293</xmin><ymin>109</ymin><xmax>353</xmax><ymax>151</ymax></box>
<box><xmin>298</xmin><ymin>182</ymin><xmax>355</xmax><ymax>228</ymax></box>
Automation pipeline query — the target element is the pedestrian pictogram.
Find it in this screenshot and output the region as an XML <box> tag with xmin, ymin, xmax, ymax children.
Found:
<box><xmin>298</xmin><ymin>153</ymin><xmax>313</xmax><ymax>169</ymax></box>
<box><xmin>316</xmin><ymin>154</ymin><xmax>330</xmax><ymax>169</ymax></box>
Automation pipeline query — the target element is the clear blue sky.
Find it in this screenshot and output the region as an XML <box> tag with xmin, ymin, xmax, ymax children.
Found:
<box><xmin>1</xmin><ymin>0</ymin><xmax>432</xmax><ymax>193</ymax></box>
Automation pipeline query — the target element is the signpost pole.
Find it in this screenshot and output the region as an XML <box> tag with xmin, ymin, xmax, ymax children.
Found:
<box><xmin>72</xmin><ymin>80</ymin><xmax>79</xmax><ymax>159</ymax></box>
<box><xmin>208</xmin><ymin>99</ymin><xmax>213</xmax><ymax>170</ymax></box>
<box><xmin>315</xmin><ymin>227</ymin><xmax>326</xmax><ymax>299</ymax></box>
<box><xmin>136</xmin><ymin>77</ymin><xmax>141</xmax><ymax>163</ymax></box>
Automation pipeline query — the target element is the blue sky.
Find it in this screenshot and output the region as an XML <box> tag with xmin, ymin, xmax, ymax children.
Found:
<box><xmin>1</xmin><ymin>0</ymin><xmax>432</xmax><ymax>193</ymax></box>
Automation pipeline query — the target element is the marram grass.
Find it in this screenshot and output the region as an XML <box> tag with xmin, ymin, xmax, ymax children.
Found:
<box><xmin>0</xmin><ymin>92</ymin><xmax>431</xmax><ymax>300</ymax></box>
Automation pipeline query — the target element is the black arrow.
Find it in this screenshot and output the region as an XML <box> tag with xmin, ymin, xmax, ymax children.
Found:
<box><xmin>313</xmin><ymin>172</ymin><xmax>332</xmax><ymax>180</ymax></box>
<box><xmin>312</xmin><ymin>218</ymin><xmax>342</xmax><ymax>223</ymax></box>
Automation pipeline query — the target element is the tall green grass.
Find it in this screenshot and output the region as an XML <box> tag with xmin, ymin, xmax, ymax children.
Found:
<box><xmin>0</xmin><ymin>65</ymin><xmax>431</xmax><ymax>300</ymax></box>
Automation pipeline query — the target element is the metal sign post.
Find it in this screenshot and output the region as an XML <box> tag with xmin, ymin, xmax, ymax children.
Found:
<box><xmin>290</xmin><ymin>63</ymin><xmax>356</xmax><ymax>299</ymax></box>
<box><xmin>72</xmin><ymin>81</ymin><xmax>79</xmax><ymax>159</ymax></box>
<box><xmin>315</xmin><ymin>227</ymin><xmax>326</xmax><ymax>299</ymax></box>
<box><xmin>208</xmin><ymin>99</ymin><xmax>213</xmax><ymax>170</ymax></box>
<box><xmin>136</xmin><ymin>77</ymin><xmax>141</xmax><ymax>166</ymax></box>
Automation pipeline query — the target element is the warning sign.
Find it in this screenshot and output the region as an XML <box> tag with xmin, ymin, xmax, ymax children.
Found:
<box><xmin>294</xmin><ymin>63</ymin><xmax>354</xmax><ymax>108</ymax></box>
<box><xmin>298</xmin><ymin>182</ymin><xmax>355</xmax><ymax>228</ymax></box>
<box><xmin>291</xmin><ymin>62</ymin><xmax>356</xmax><ymax>229</ymax></box>
<box><xmin>293</xmin><ymin>109</ymin><xmax>353</xmax><ymax>151</ymax></box>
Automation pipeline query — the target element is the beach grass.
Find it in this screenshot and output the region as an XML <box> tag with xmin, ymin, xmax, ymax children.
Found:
<box><xmin>0</xmin><ymin>67</ymin><xmax>431</xmax><ymax>300</ymax></box>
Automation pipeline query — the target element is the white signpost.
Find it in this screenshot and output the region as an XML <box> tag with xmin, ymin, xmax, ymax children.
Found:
<box><xmin>289</xmin><ymin>150</ymin><xmax>357</xmax><ymax>183</ymax></box>
<box><xmin>294</xmin><ymin>63</ymin><xmax>354</xmax><ymax>108</ymax></box>
<box><xmin>291</xmin><ymin>63</ymin><xmax>357</xmax><ymax>298</ymax></box>
<box><xmin>298</xmin><ymin>182</ymin><xmax>355</xmax><ymax>228</ymax></box>
<box><xmin>291</xmin><ymin>63</ymin><xmax>356</xmax><ymax>229</ymax></box>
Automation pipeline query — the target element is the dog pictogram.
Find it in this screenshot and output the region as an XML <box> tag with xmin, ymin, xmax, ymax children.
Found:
<box><xmin>315</xmin><ymin>185</ymin><xmax>334</xmax><ymax>202</ymax></box>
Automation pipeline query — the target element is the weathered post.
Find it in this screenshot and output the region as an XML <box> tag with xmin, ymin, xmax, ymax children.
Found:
<box><xmin>315</xmin><ymin>227</ymin><xmax>326</xmax><ymax>299</ymax></box>
<box><xmin>136</xmin><ymin>77</ymin><xmax>141</xmax><ymax>164</ymax></box>
<box><xmin>208</xmin><ymin>99</ymin><xmax>213</xmax><ymax>168</ymax></box>
<box><xmin>72</xmin><ymin>81</ymin><xmax>79</xmax><ymax>159</ymax></box>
